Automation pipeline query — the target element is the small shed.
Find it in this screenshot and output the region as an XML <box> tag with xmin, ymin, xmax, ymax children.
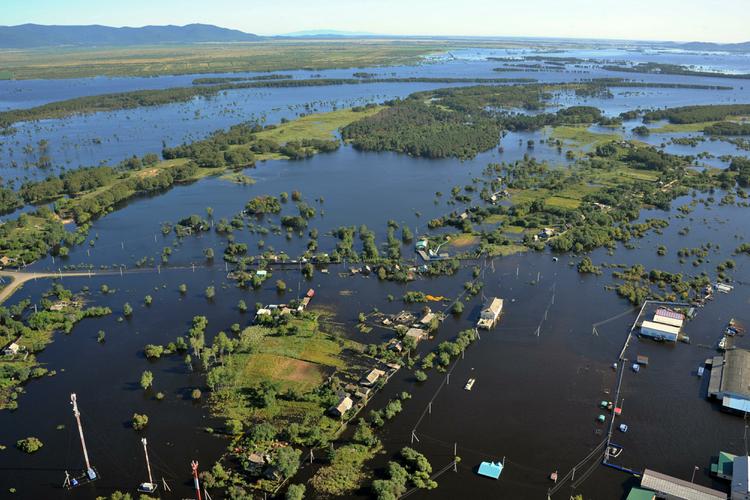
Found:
<box><xmin>405</xmin><ymin>328</ymin><xmax>428</xmax><ymax>343</ymax></box>
<box><xmin>711</xmin><ymin>451</ymin><xmax>737</xmax><ymax>480</ymax></box>
<box><xmin>329</xmin><ymin>396</ymin><xmax>353</xmax><ymax>418</ymax></box>
<box><xmin>3</xmin><ymin>343</ymin><xmax>20</xmax><ymax>356</ymax></box>
<box><xmin>361</xmin><ymin>368</ymin><xmax>386</xmax><ymax>387</ymax></box>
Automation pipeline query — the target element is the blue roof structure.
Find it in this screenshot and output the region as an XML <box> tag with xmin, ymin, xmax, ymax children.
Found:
<box><xmin>478</xmin><ymin>461</ymin><xmax>503</xmax><ymax>479</ymax></box>
<box><xmin>723</xmin><ymin>396</ymin><xmax>750</xmax><ymax>412</ymax></box>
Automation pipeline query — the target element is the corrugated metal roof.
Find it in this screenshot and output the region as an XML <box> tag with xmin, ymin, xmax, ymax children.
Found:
<box><xmin>652</xmin><ymin>314</ymin><xmax>684</xmax><ymax>328</ymax></box>
<box><xmin>641</xmin><ymin>469</ymin><xmax>727</xmax><ymax>499</ymax></box>
<box><xmin>641</xmin><ymin>320</ymin><xmax>681</xmax><ymax>335</ymax></box>
<box><xmin>723</xmin><ymin>396</ymin><xmax>750</xmax><ymax>412</ymax></box>
<box><xmin>656</xmin><ymin>308</ymin><xmax>686</xmax><ymax>320</ymax></box>
<box><xmin>720</xmin><ymin>350</ymin><xmax>750</xmax><ymax>398</ymax></box>
<box><xmin>733</xmin><ymin>456</ymin><xmax>750</xmax><ymax>494</ymax></box>
<box><xmin>477</xmin><ymin>461</ymin><xmax>503</xmax><ymax>479</ymax></box>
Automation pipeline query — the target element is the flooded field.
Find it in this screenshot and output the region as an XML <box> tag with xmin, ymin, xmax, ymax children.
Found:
<box><xmin>1</xmin><ymin>45</ymin><xmax>749</xmax><ymax>499</ymax></box>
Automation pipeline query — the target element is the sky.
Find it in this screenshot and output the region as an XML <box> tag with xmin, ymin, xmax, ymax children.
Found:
<box><xmin>2</xmin><ymin>0</ymin><xmax>749</xmax><ymax>43</ymax></box>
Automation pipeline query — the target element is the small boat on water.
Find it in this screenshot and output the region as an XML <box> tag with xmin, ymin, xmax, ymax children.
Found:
<box><xmin>619</xmin><ymin>424</ymin><xmax>629</xmax><ymax>433</ymax></box>
<box><xmin>719</xmin><ymin>336</ymin><xmax>727</xmax><ymax>351</ymax></box>
<box><xmin>632</xmin><ymin>363</ymin><xmax>640</xmax><ymax>373</ymax></box>
<box><xmin>597</xmin><ymin>414</ymin><xmax>606</xmax><ymax>423</ymax></box>
<box><xmin>549</xmin><ymin>470</ymin><xmax>558</xmax><ymax>483</ymax></box>
<box><xmin>465</xmin><ymin>378</ymin><xmax>476</xmax><ymax>391</ymax></box>
<box><xmin>698</xmin><ymin>366</ymin><xmax>705</xmax><ymax>377</ymax></box>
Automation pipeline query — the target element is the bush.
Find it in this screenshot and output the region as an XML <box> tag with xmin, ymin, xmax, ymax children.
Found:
<box><xmin>16</xmin><ymin>437</ymin><xmax>43</xmax><ymax>453</ymax></box>
<box><xmin>132</xmin><ymin>413</ymin><xmax>149</xmax><ymax>430</ymax></box>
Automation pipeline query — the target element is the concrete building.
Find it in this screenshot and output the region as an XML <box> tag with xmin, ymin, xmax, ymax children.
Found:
<box><xmin>708</xmin><ymin>349</ymin><xmax>750</xmax><ymax>413</ymax></box>
<box><xmin>640</xmin><ymin>469</ymin><xmax>727</xmax><ymax>499</ymax></box>
<box><xmin>640</xmin><ymin>320</ymin><xmax>681</xmax><ymax>342</ymax></box>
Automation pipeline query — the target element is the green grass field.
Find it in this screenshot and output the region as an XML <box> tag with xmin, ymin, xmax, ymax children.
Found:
<box><xmin>0</xmin><ymin>41</ymin><xmax>445</xmax><ymax>80</ymax></box>
<box><xmin>549</xmin><ymin>125</ymin><xmax>621</xmax><ymax>149</ymax></box>
<box><xmin>255</xmin><ymin>107</ymin><xmax>382</xmax><ymax>144</ymax></box>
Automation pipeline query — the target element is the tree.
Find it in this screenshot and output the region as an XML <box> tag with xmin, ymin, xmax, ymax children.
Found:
<box><xmin>205</xmin><ymin>286</ymin><xmax>215</xmax><ymax>300</ymax></box>
<box><xmin>140</xmin><ymin>370</ymin><xmax>154</xmax><ymax>390</ymax></box>
<box><xmin>452</xmin><ymin>301</ymin><xmax>464</xmax><ymax>314</ymax></box>
<box><xmin>286</xmin><ymin>484</ymin><xmax>306</xmax><ymax>500</ymax></box>
<box><xmin>238</xmin><ymin>299</ymin><xmax>248</xmax><ymax>313</ymax></box>
<box><xmin>131</xmin><ymin>413</ymin><xmax>149</xmax><ymax>430</ymax></box>
<box><xmin>144</xmin><ymin>344</ymin><xmax>164</xmax><ymax>359</ymax></box>
<box><xmin>178</xmin><ymin>283</ymin><xmax>187</xmax><ymax>294</ymax></box>
<box><xmin>276</xmin><ymin>280</ymin><xmax>287</xmax><ymax>293</ymax></box>
<box><xmin>204</xmin><ymin>248</ymin><xmax>215</xmax><ymax>260</ymax></box>
<box><xmin>16</xmin><ymin>437</ymin><xmax>43</xmax><ymax>453</ymax></box>
<box><xmin>275</xmin><ymin>446</ymin><xmax>302</xmax><ymax>478</ymax></box>
<box><xmin>144</xmin><ymin>295</ymin><xmax>153</xmax><ymax>306</ymax></box>
<box><xmin>191</xmin><ymin>388</ymin><xmax>202</xmax><ymax>400</ymax></box>
<box><xmin>123</xmin><ymin>302</ymin><xmax>133</xmax><ymax>317</ymax></box>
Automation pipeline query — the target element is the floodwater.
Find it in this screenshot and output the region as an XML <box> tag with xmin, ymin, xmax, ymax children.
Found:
<box><xmin>0</xmin><ymin>46</ymin><xmax>750</xmax><ymax>499</ymax></box>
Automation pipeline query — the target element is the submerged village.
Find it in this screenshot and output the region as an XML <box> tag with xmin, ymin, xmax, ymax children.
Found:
<box><xmin>1</xmin><ymin>25</ymin><xmax>750</xmax><ymax>500</ymax></box>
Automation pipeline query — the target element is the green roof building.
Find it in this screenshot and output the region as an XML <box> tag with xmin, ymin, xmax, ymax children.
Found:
<box><xmin>626</xmin><ymin>487</ymin><xmax>655</xmax><ymax>500</ymax></box>
<box><xmin>711</xmin><ymin>451</ymin><xmax>737</xmax><ymax>480</ymax></box>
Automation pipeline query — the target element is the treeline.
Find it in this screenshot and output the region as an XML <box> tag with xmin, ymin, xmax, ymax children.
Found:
<box><xmin>643</xmin><ymin>104</ymin><xmax>750</xmax><ymax>124</ymax></box>
<box><xmin>0</xmin><ymin>77</ymin><xmax>535</xmax><ymax>131</ymax></box>
<box><xmin>192</xmin><ymin>74</ymin><xmax>293</xmax><ymax>85</ymax></box>
<box><xmin>729</xmin><ymin>157</ymin><xmax>750</xmax><ymax>186</ymax></box>
<box><xmin>341</xmin><ymin>99</ymin><xmax>502</xmax><ymax>159</ymax></box>
<box><xmin>602</xmin><ymin>62</ymin><xmax>750</xmax><ymax>80</ymax></box>
<box><xmin>342</xmin><ymin>83</ymin><xmax>617</xmax><ymax>158</ymax></box>
<box><xmin>0</xmin><ymin>208</ymin><xmax>66</xmax><ymax>263</ymax></box>
<box><xmin>56</xmin><ymin>162</ymin><xmax>199</xmax><ymax>224</ymax></box>
<box><xmin>703</xmin><ymin>121</ymin><xmax>750</xmax><ymax>136</ymax></box>
<box><xmin>162</xmin><ymin>119</ymin><xmax>339</xmax><ymax>164</ymax></box>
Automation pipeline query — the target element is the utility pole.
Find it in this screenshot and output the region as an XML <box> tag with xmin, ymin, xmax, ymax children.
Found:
<box><xmin>191</xmin><ymin>461</ymin><xmax>202</xmax><ymax>500</ymax></box>
<box><xmin>71</xmin><ymin>394</ymin><xmax>97</xmax><ymax>481</ymax></box>
<box><xmin>141</xmin><ymin>438</ymin><xmax>156</xmax><ymax>492</ymax></box>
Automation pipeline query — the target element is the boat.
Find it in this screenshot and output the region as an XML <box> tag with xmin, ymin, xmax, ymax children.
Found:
<box><xmin>619</xmin><ymin>424</ymin><xmax>629</xmax><ymax>433</ymax></box>
<box><xmin>698</xmin><ymin>366</ymin><xmax>705</xmax><ymax>377</ymax></box>
<box><xmin>465</xmin><ymin>378</ymin><xmax>476</xmax><ymax>391</ymax></box>
<box><xmin>612</xmin><ymin>362</ymin><xmax>618</xmax><ymax>370</ymax></box>
<box><xmin>597</xmin><ymin>414</ymin><xmax>606</xmax><ymax>423</ymax></box>
<box><xmin>632</xmin><ymin>363</ymin><xmax>640</xmax><ymax>373</ymax></box>
<box><xmin>549</xmin><ymin>470</ymin><xmax>558</xmax><ymax>483</ymax></box>
<box><xmin>719</xmin><ymin>336</ymin><xmax>727</xmax><ymax>351</ymax></box>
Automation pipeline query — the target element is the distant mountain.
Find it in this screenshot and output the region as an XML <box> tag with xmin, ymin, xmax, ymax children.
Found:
<box><xmin>282</xmin><ymin>29</ymin><xmax>380</xmax><ymax>37</ymax></box>
<box><xmin>0</xmin><ymin>23</ymin><xmax>261</xmax><ymax>48</ymax></box>
<box><xmin>668</xmin><ymin>40</ymin><xmax>750</xmax><ymax>53</ymax></box>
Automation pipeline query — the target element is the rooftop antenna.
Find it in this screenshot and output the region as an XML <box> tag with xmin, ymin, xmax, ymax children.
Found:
<box><xmin>138</xmin><ymin>438</ymin><xmax>157</xmax><ymax>493</ymax></box>
<box><xmin>70</xmin><ymin>393</ymin><xmax>97</xmax><ymax>481</ymax></box>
